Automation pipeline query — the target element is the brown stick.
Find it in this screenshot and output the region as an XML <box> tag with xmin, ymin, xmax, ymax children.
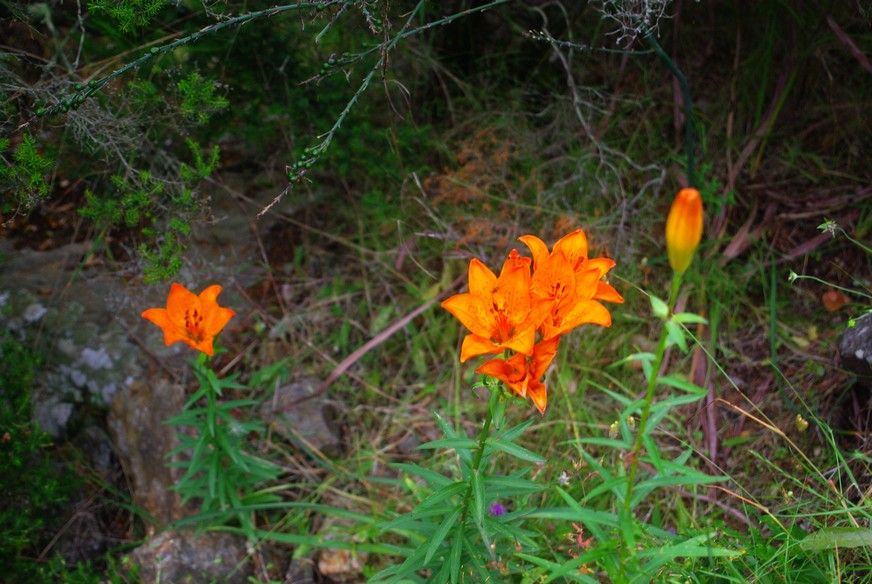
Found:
<box><xmin>826</xmin><ymin>14</ymin><xmax>872</xmax><ymax>75</ymax></box>
<box><xmin>285</xmin><ymin>274</ymin><xmax>465</xmax><ymax>408</ymax></box>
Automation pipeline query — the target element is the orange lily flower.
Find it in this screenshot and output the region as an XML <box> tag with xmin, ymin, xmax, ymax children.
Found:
<box><xmin>141</xmin><ymin>283</ymin><xmax>236</xmax><ymax>357</ymax></box>
<box><xmin>519</xmin><ymin>230</ymin><xmax>623</xmax><ymax>339</ymax></box>
<box><xmin>441</xmin><ymin>249</ymin><xmax>539</xmax><ymax>362</ymax></box>
<box><xmin>476</xmin><ymin>337</ymin><xmax>560</xmax><ymax>414</ymax></box>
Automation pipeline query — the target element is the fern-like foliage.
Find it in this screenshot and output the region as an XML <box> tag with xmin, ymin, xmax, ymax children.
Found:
<box><xmin>88</xmin><ymin>0</ymin><xmax>167</xmax><ymax>32</ymax></box>
<box><xmin>179</xmin><ymin>138</ymin><xmax>221</xmax><ymax>181</ymax></box>
<box><xmin>0</xmin><ymin>135</ymin><xmax>53</xmax><ymax>214</ymax></box>
<box><xmin>177</xmin><ymin>72</ymin><xmax>229</xmax><ymax>125</ymax></box>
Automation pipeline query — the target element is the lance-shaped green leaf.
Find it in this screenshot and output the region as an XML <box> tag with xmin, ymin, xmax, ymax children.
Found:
<box><xmin>487</xmin><ymin>438</ymin><xmax>544</xmax><ymax>463</ymax></box>
<box><xmin>424</xmin><ymin>507</ymin><xmax>461</xmax><ymax>565</ymax></box>
<box><xmin>799</xmin><ymin>527</ymin><xmax>872</xmax><ymax>551</ymax></box>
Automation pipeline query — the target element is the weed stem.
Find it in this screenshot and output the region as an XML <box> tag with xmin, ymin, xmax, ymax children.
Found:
<box><xmin>460</xmin><ymin>387</ymin><xmax>499</xmax><ymax>526</ymax></box>
<box><xmin>644</xmin><ymin>32</ymin><xmax>696</xmax><ymax>187</ymax></box>
<box><xmin>623</xmin><ymin>273</ymin><xmax>682</xmax><ymax>515</ymax></box>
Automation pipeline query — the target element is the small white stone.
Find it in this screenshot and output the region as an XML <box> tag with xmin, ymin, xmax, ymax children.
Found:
<box><xmin>70</xmin><ymin>368</ymin><xmax>87</xmax><ymax>387</ymax></box>
<box><xmin>34</xmin><ymin>400</ymin><xmax>73</xmax><ymax>437</ymax></box>
<box><xmin>57</xmin><ymin>338</ymin><xmax>77</xmax><ymax>357</ymax></box>
<box><xmin>81</xmin><ymin>346</ymin><xmax>113</xmax><ymax>370</ymax></box>
<box><xmin>23</xmin><ymin>303</ymin><xmax>48</xmax><ymax>323</ymax></box>
<box><xmin>99</xmin><ymin>383</ymin><xmax>117</xmax><ymax>404</ymax></box>
<box><xmin>856</xmin><ymin>349</ymin><xmax>865</xmax><ymax>360</ymax></box>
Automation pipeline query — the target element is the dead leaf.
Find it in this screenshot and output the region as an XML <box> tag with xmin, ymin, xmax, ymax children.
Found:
<box><xmin>821</xmin><ymin>289</ymin><xmax>850</xmax><ymax>312</ymax></box>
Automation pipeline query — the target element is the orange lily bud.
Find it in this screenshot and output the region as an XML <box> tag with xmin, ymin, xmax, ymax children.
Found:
<box><xmin>665</xmin><ymin>188</ymin><xmax>703</xmax><ymax>274</ymax></box>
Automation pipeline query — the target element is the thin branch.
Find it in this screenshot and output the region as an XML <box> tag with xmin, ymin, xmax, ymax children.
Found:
<box><xmin>524</xmin><ymin>29</ymin><xmax>653</xmax><ymax>55</ymax></box>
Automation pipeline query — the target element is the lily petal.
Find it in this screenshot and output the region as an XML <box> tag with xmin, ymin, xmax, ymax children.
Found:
<box><xmin>529</xmin><ymin>250</ymin><xmax>575</xmax><ymax>302</ymax></box>
<box><xmin>526</xmin><ymin>381</ymin><xmax>547</xmax><ymax>414</ymax></box>
<box><xmin>460</xmin><ymin>334</ymin><xmax>501</xmax><ymax>363</ymax></box>
<box><xmin>477</xmin><ymin>353</ymin><xmax>529</xmax><ymax>398</ymax></box>
<box><xmin>199</xmin><ymin>284</ymin><xmax>224</xmax><ymax>306</ymax></box>
<box><xmin>518</xmin><ymin>235</ymin><xmax>550</xmax><ymax>270</ymax></box>
<box><xmin>141</xmin><ymin>307</ymin><xmax>187</xmax><ymax>347</ymax></box>
<box><xmin>495</xmin><ymin>250</ymin><xmax>532</xmax><ymax>329</ymax></box>
<box><xmin>476</xmin><ymin>355</ymin><xmax>525</xmax><ymax>384</ymax></box>
<box><xmin>594</xmin><ymin>282</ymin><xmax>624</xmax><ymax>304</ymax></box>
<box><xmin>580</xmin><ymin>257</ymin><xmax>616</xmax><ymax>278</ymax></box>
<box><xmin>531</xmin><ymin>336</ymin><xmax>560</xmax><ymax>379</ymax></box>
<box><xmin>468</xmin><ymin>258</ymin><xmax>497</xmax><ymax>298</ymax></box>
<box><xmin>190</xmin><ymin>336</ymin><xmax>216</xmax><ymax>357</ymax></box>
<box><xmin>502</xmin><ymin>325</ymin><xmax>536</xmax><ymax>356</ymax></box>
<box><xmin>553</xmin><ymin>229</ymin><xmax>589</xmax><ymax>269</ymax></box>
<box><xmin>560</xmin><ymin>299</ymin><xmax>613</xmax><ymax>331</ymax></box>
<box><xmin>441</xmin><ymin>293</ymin><xmax>495</xmax><ymax>339</ymax></box>
<box><xmin>207</xmin><ymin>306</ymin><xmax>236</xmax><ymax>337</ymax></box>
<box><xmin>166</xmin><ymin>282</ymin><xmax>199</xmax><ymax>322</ymax></box>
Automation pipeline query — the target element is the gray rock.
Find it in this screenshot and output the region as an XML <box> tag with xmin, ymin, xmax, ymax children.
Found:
<box><xmin>317</xmin><ymin>546</ymin><xmax>367</xmax><ymax>583</ymax></box>
<box><xmin>69</xmin><ymin>367</ymin><xmax>88</xmax><ymax>388</ymax></box>
<box><xmin>81</xmin><ymin>346</ymin><xmax>113</xmax><ymax>370</ymax></box>
<box><xmin>33</xmin><ymin>398</ymin><xmax>74</xmax><ymax>438</ymax></box>
<box><xmin>839</xmin><ymin>313</ymin><xmax>872</xmax><ymax>379</ymax></box>
<box><xmin>54</xmin><ymin>511</ymin><xmax>107</xmax><ymax>565</ymax></box>
<box><xmin>396</xmin><ymin>431</ymin><xmax>420</xmax><ymax>455</ymax></box>
<box><xmin>108</xmin><ymin>379</ymin><xmax>190</xmax><ymax>530</ymax></box>
<box><xmin>284</xmin><ymin>558</ymin><xmax>316</xmax><ymax>583</ymax></box>
<box><xmin>80</xmin><ymin>425</ymin><xmax>117</xmax><ymax>474</ymax></box>
<box><xmin>23</xmin><ymin>302</ymin><xmax>47</xmax><ymax>323</ymax></box>
<box><xmin>0</xmin><ymin>254</ymin><xmax>145</xmax><ymax>435</ymax></box>
<box><xmin>260</xmin><ymin>379</ymin><xmax>340</xmax><ymax>456</ymax></box>
<box><xmin>127</xmin><ymin>529</ymin><xmax>252</xmax><ymax>584</ymax></box>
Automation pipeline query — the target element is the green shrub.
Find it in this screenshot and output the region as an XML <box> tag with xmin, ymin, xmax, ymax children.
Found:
<box><xmin>0</xmin><ymin>333</ymin><xmax>76</xmax><ymax>581</ymax></box>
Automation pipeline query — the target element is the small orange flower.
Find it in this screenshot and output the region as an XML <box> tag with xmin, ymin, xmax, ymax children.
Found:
<box><xmin>519</xmin><ymin>229</ymin><xmax>623</xmax><ymax>339</ymax></box>
<box><xmin>441</xmin><ymin>250</ymin><xmax>539</xmax><ymax>362</ymax></box>
<box><xmin>476</xmin><ymin>337</ymin><xmax>560</xmax><ymax>414</ymax></box>
<box><xmin>665</xmin><ymin>188</ymin><xmax>703</xmax><ymax>274</ymax></box>
<box><xmin>141</xmin><ymin>283</ymin><xmax>236</xmax><ymax>356</ymax></box>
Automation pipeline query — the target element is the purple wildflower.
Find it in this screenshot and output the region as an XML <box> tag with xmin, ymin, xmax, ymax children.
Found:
<box><xmin>488</xmin><ymin>502</ymin><xmax>507</xmax><ymax>517</ymax></box>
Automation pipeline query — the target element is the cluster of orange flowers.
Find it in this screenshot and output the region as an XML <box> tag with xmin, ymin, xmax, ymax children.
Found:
<box><xmin>441</xmin><ymin>229</ymin><xmax>624</xmax><ymax>414</ymax></box>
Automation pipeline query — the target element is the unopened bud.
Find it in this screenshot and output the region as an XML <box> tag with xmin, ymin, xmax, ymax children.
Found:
<box><xmin>665</xmin><ymin>188</ymin><xmax>704</xmax><ymax>274</ymax></box>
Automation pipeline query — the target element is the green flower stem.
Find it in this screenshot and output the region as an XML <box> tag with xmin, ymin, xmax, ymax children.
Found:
<box><xmin>460</xmin><ymin>387</ymin><xmax>499</xmax><ymax>525</ymax></box>
<box><xmin>623</xmin><ymin>272</ymin><xmax>682</xmax><ymax>515</ymax></box>
<box><xmin>644</xmin><ymin>31</ymin><xmax>696</xmax><ymax>188</ymax></box>
<box><xmin>194</xmin><ymin>354</ymin><xmax>218</xmax><ymax>438</ymax></box>
<box><xmin>205</xmin><ymin>374</ymin><xmax>217</xmax><ymax>440</ymax></box>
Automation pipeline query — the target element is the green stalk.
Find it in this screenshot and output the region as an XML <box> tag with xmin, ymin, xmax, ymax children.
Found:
<box><xmin>644</xmin><ymin>32</ymin><xmax>696</xmax><ymax>188</ymax></box>
<box><xmin>623</xmin><ymin>273</ymin><xmax>682</xmax><ymax>514</ymax></box>
<box><xmin>460</xmin><ymin>388</ymin><xmax>499</xmax><ymax>525</ymax></box>
<box><xmin>195</xmin><ymin>354</ymin><xmax>218</xmax><ymax>439</ymax></box>
<box><xmin>206</xmin><ymin>370</ymin><xmax>217</xmax><ymax>439</ymax></box>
